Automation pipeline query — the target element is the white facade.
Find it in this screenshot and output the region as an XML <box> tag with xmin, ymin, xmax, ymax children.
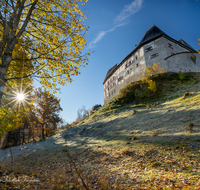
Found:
<box><xmin>103</xmin><ymin>26</ymin><xmax>200</xmax><ymax>105</ymax></box>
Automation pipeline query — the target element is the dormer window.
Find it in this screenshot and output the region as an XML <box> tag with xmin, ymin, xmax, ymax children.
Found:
<box><xmin>145</xmin><ymin>46</ymin><xmax>153</xmax><ymax>53</ymax></box>
<box><xmin>168</xmin><ymin>43</ymin><xmax>173</xmax><ymax>49</ymax></box>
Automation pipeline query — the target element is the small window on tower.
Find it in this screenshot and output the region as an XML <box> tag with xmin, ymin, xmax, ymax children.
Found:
<box><xmin>151</xmin><ymin>53</ymin><xmax>159</xmax><ymax>58</ymax></box>
<box><xmin>145</xmin><ymin>46</ymin><xmax>153</xmax><ymax>52</ymax></box>
<box><xmin>168</xmin><ymin>43</ymin><xmax>173</xmax><ymax>49</ymax></box>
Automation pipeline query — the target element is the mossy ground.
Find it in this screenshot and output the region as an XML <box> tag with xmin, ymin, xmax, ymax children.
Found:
<box><xmin>1</xmin><ymin>72</ymin><xmax>200</xmax><ymax>189</ymax></box>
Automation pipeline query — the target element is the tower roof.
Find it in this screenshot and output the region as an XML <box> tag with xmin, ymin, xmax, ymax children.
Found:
<box><xmin>103</xmin><ymin>64</ymin><xmax>118</xmax><ymax>84</ymax></box>
<box><xmin>138</xmin><ymin>25</ymin><xmax>167</xmax><ymax>46</ymax></box>
<box><xmin>178</xmin><ymin>39</ymin><xmax>196</xmax><ymax>52</ymax></box>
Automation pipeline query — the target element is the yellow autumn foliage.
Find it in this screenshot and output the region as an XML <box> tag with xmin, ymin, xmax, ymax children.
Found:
<box><xmin>148</xmin><ymin>80</ymin><xmax>156</xmax><ymax>93</ymax></box>
<box><xmin>145</xmin><ymin>63</ymin><xmax>165</xmax><ymax>78</ymax></box>
<box><xmin>0</xmin><ymin>0</ymin><xmax>90</xmax><ymax>94</ymax></box>
<box><xmin>142</xmin><ymin>63</ymin><xmax>165</xmax><ymax>93</ymax></box>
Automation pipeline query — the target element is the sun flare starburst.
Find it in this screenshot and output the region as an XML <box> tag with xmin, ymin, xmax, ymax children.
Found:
<box><xmin>16</xmin><ymin>93</ymin><xmax>25</xmax><ymax>101</ymax></box>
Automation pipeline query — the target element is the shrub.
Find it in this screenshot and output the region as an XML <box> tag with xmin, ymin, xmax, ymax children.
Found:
<box><xmin>144</xmin><ymin>63</ymin><xmax>165</xmax><ymax>79</ymax></box>
<box><xmin>146</xmin><ymin>103</ymin><xmax>151</xmax><ymax>109</ymax></box>
<box><xmin>132</xmin><ymin>103</ymin><xmax>145</xmax><ymax>108</ymax></box>
<box><xmin>148</xmin><ymin>80</ymin><xmax>156</xmax><ymax>93</ymax></box>
<box><xmin>187</xmin><ymin>123</ymin><xmax>195</xmax><ymax>129</ymax></box>
<box><xmin>191</xmin><ymin>53</ymin><xmax>196</xmax><ymax>64</ymax></box>
<box><xmin>131</xmin><ymin>135</ymin><xmax>137</xmax><ymax>141</ymax></box>
<box><xmin>178</xmin><ymin>71</ymin><xmax>185</xmax><ymax>81</ymax></box>
<box><xmin>113</xmin><ymin>109</ymin><xmax>117</xmax><ymax>114</ymax></box>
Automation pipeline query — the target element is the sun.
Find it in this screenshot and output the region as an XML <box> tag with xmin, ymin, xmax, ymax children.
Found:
<box><xmin>17</xmin><ymin>93</ymin><xmax>25</xmax><ymax>101</ymax></box>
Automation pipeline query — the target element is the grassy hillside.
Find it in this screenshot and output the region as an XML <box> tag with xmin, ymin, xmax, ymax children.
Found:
<box><xmin>1</xmin><ymin>72</ymin><xmax>200</xmax><ymax>190</ymax></box>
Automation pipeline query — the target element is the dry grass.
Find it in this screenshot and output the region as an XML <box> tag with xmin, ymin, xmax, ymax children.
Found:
<box><xmin>1</xmin><ymin>73</ymin><xmax>200</xmax><ymax>189</ymax></box>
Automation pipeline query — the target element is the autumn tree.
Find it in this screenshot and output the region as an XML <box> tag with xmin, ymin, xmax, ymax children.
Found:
<box><xmin>142</xmin><ymin>63</ymin><xmax>165</xmax><ymax>93</ymax></box>
<box><xmin>34</xmin><ymin>88</ymin><xmax>63</xmax><ymax>139</ymax></box>
<box><xmin>0</xmin><ymin>0</ymin><xmax>89</xmax><ymax>104</ymax></box>
<box><xmin>92</xmin><ymin>104</ymin><xmax>102</xmax><ymax>111</ymax></box>
<box><xmin>76</xmin><ymin>106</ymin><xmax>90</xmax><ymax>122</ymax></box>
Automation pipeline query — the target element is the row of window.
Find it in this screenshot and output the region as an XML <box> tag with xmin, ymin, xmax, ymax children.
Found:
<box><xmin>106</xmin><ymin>42</ymin><xmax>175</xmax><ymax>95</ymax></box>
<box><xmin>145</xmin><ymin>43</ymin><xmax>174</xmax><ymax>53</ymax></box>
<box><xmin>109</xmin><ymin>89</ymin><xmax>116</xmax><ymax>97</ymax></box>
<box><xmin>107</xmin><ymin>82</ymin><xmax>116</xmax><ymax>91</ymax></box>
<box><xmin>107</xmin><ymin>76</ymin><xmax>116</xmax><ymax>85</ymax></box>
<box><xmin>107</xmin><ymin>65</ymin><xmax>139</xmax><ymax>91</ymax></box>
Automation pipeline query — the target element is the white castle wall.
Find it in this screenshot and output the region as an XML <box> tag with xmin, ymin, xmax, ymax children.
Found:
<box><xmin>165</xmin><ymin>52</ymin><xmax>200</xmax><ymax>73</ymax></box>
<box><xmin>104</xmin><ymin>37</ymin><xmax>200</xmax><ymax>105</ymax></box>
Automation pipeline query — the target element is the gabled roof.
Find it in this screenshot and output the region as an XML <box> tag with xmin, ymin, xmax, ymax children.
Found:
<box><xmin>137</xmin><ymin>25</ymin><xmax>167</xmax><ymax>46</ymax></box>
<box><xmin>103</xmin><ymin>25</ymin><xmax>197</xmax><ymax>84</ymax></box>
<box><xmin>178</xmin><ymin>39</ymin><xmax>196</xmax><ymax>52</ymax></box>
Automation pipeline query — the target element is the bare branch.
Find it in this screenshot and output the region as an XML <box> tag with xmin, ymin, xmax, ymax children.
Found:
<box><xmin>16</xmin><ymin>0</ymin><xmax>38</xmax><ymax>38</ymax></box>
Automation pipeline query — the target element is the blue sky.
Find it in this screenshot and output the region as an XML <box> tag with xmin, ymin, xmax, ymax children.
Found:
<box><xmin>56</xmin><ymin>0</ymin><xmax>200</xmax><ymax>124</ymax></box>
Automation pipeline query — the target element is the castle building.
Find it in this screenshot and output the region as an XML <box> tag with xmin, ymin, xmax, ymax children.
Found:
<box><xmin>103</xmin><ymin>25</ymin><xmax>200</xmax><ymax>105</ymax></box>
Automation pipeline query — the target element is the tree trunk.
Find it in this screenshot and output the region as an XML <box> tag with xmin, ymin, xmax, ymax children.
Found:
<box><xmin>42</xmin><ymin>125</ymin><xmax>45</xmax><ymax>139</ymax></box>
<box><xmin>22</xmin><ymin>127</ymin><xmax>25</xmax><ymax>144</ymax></box>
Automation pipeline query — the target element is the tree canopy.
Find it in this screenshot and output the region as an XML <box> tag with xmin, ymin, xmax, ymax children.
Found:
<box><xmin>0</xmin><ymin>0</ymin><xmax>89</xmax><ymax>102</ymax></box>
<box><xmin>34</xmin><ymin>87</ymin><xmax>63</xmax><ymax>139</ymax></box>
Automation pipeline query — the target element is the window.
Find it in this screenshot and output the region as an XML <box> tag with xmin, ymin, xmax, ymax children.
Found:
<box><xmin>136</xmin><ymin>63</ymin><xmax>139</xmax><ymax>67</ymax></box>
<box><xmin>168</xmin><ymin>43</ymin><xmax>173</xmax><ymax>49</ymax></box>
<box><xmin>125</xmin><ymin>60</ymin><xmax>132</xmax><ymax>69</ymax></box>
<box><xmin>145</xmin><ymin>46</ymin><xmax>153</xmax><ymax>53</ymax></box>
<box><xmin>136</xmin><ymin>56</ymin><xmax>138</xmax><ymax>60</ymax></box>
<box><xmin>132</xmin><ymin>59</ymin><xmax>135</xmax><ymax>63</ymax></box>
<box><xmin>118</xmin><ymin>76</ymin><xmax>123</xmax><ymax>82</ymax></box>
<box><xmin>151</xmin><ymin>53</ymin><xmax>159</xmax><ymax>58</ymax></box>
<box><xmin>114</xmin><ymin>89</ymin><xmax>116</xmax><ymax>93</ymax></box>
<box><xmin>127</xmin><ymin>70</ymin><xmax>129</xmax><ymax>75</ymax></box>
